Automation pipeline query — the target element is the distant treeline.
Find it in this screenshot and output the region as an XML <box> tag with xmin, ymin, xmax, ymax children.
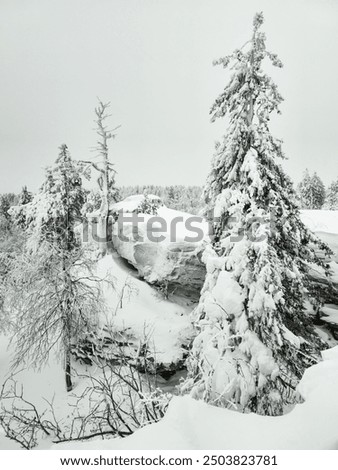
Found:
<box><xmin>2</xmin><ymin>170</ymin><xmax>338</xmax><ymax>232</ymax></box>
<box><xmin>118</xmin><ymin>185</ymin><xmax>205</xmax><ymax>215</ymax></box>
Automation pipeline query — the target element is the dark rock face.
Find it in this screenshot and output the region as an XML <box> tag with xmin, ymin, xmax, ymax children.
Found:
<box><xmin>133</xmin><ymin>242</ymin><xmax>206</xmax><ymax>301</ymax></box>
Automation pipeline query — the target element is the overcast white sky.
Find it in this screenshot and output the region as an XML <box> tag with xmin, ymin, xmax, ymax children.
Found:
<box><xmin>1</xmin><ymin>0</ymin><xmax>337</xmax><ymax>193</ymax></box>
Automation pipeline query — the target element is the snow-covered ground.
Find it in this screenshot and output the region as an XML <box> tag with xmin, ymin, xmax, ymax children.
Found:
<box><xmin>55</xmin><ymin>346</ymin><xmax>338</xmax><ymax>450</ymax></box>
<box><xmin>0</xmin><ymin>334</ymin><xmax>68</xmax><ymax>449</ymax></box>
<box><xmin>300</xmin><ymin>210</ymin><xmax>338</xmax><ymax>235</ymax></box>
<box><xmin>0</xmin><ymin>250</ymin><xmax>194</xmax><ymax>450</ymax></box>
<box><xmin>1</xmin><ymin>208</ymin><xmax>338</xmax><ymax>450</ymax></box>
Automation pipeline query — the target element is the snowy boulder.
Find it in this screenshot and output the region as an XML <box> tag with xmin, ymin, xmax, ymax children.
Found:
<box><xmin>109</xmin><ymin>194</ymin><xmax>167</xmax><ymax>266</ymax></box>
<box><xmin>110</xmin><ymin>196</ymin><xmax>209</xmax><ymax>300</ymax></box>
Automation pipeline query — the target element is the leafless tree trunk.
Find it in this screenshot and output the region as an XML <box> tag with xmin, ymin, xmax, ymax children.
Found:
<box><xmin>81</xmin><ymin>100</ymin><xmax>120</xmax><ymax>254</ymax></box>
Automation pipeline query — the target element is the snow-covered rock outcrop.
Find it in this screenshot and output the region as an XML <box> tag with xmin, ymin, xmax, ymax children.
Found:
<box><xmin>133</xmin><ymin>242</ymin><xmax>205</xmax><ymax>299</ymax></box>
<box><xmin>109</xmin><ymin>199</ymin><xmax>338</xmax><ymax>304</ymax></box>
<box><xmin>110</xmin><ymin>195</ymin><xmax>208</xmax><ymax>300</ymax></box>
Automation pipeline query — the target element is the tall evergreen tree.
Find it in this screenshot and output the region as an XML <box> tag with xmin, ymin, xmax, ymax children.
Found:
<box><xmin>182</xmin><ymin>13</ymin><xmax>332</xmax><ymax>415</ymax></box>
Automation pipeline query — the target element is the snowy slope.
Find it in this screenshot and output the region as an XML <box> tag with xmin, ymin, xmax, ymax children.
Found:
<box><xmin>95</xmin><ymin>253</ymin><xmax>194</xmax><ymax>365</ymax></box>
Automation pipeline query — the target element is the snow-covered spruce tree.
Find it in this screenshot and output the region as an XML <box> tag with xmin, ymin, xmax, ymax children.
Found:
<box><xmin>325</xmin><ymin>178</ymin><xmax>338</xmax><ymax>209</ymax></box>
<box><xmin>24</xmin><ymin>144</ymin><xmax>84</xmax><ymax>251</ymax></box>
<box><xmin>298</xmin><ymin>170</ymin><xmax>325</xmax><ymax>209</ymax></box>
<box><xmin>183</xmin><ymin>13</ymin><xmax>332</xmax><ymax>415</ymax></box>
<box><xmin>7</xmin><ymin>145</ymin><xmax>104</xmax><ymax>391</ymax></box>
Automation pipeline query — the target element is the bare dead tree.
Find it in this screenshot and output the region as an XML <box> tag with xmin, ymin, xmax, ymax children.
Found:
<box><xmin>80</xmin><ymin>100</ymin><xmax>120</xmax><ymax>254</ymax></box>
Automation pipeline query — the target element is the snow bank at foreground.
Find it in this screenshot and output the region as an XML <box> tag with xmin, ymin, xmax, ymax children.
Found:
<box><xmin>56</xmin><ymin>346</ymin><xmax>338</xmax><ymax>450</ymax></box>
